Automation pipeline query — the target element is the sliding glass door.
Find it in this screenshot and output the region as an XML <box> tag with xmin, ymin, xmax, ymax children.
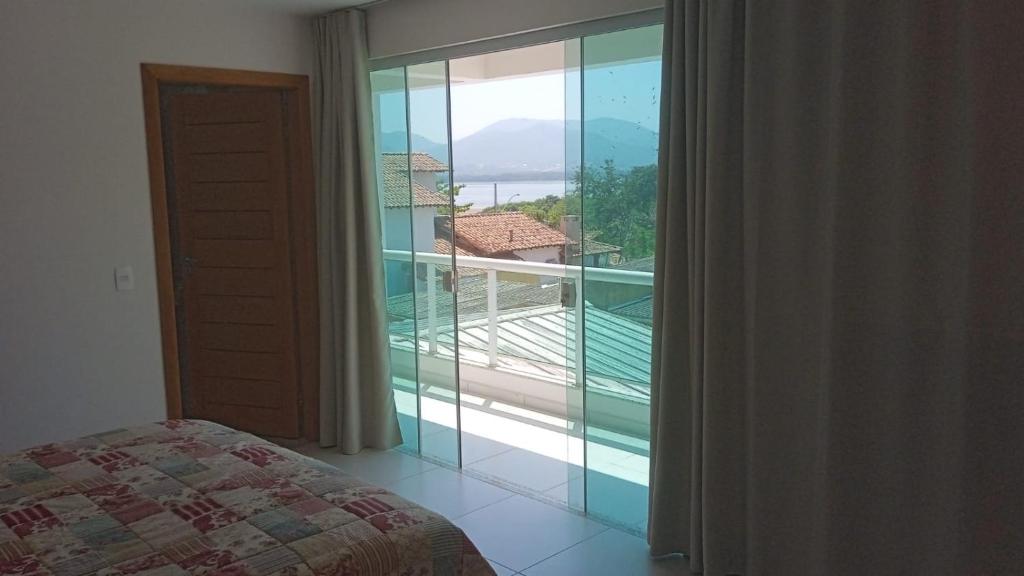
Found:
<box><xmin>371</xmin><ymin>22</ymin><xmax>661</xmax><ymax>534</ymax></box>
<box><xmin>447</xmin><ymin>41</ymin><xmax>579</xmax><ymax>508</ymax></box>
<box><xmin>406</xmin><ymin>61</ymin><xmax>460</xmax><ymax>468</ymax></box>
<box><xmin>576</xmin><ymin>24</ymin><xmax>662</xmax><ymax>533</ymax></box>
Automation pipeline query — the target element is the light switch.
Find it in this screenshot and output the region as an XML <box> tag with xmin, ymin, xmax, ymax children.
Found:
<box><xmin>115</xmin><ymin>266</ymin><xmax>134</xmax><ymax>291</ymax></box>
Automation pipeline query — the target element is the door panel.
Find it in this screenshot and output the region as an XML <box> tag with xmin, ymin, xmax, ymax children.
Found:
<box><xmin>188</xmin><ymin>182</ymin><xmax>273</xmax><ymax>211</ymax></box>
<box><xmin>197</xmin><ymin>295</ymin><xmax>277</xmax><ymax>324</ymax></box>
<box><xmin>184</xmin><ymin>123</ymin><xmax>271</xmax><ymax>152</ymax></box>
<box><xmin>170</xmin><ymin>91</ymin><xmax>301</xmax><ymax>438</ymax></box>
<box><xmin>191</xmin><ymin>239</ymin><xmax>277</xmax><ymax>267</ymax></box>
<box><xmin>198</xmin><ymin>324</ymin><xmax>283</xmax><ymax>352</ymax></box>
<box><xmin>189</xmin><ymin>212</ymin><xmax>275</xmax><ymax>240</ymax></box>
<box><xmin>190</xmin><ymin>153</ymin><xmax>271</xmax><ymax>182</ymax></box>
<box><xmin>191</xmin><ymin>268</ymin><xmax>278</xmax><ymax>296</ymax></box>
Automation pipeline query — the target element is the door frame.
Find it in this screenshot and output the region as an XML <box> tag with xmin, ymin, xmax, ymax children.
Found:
<box><xmin>140</xmin><ymin>63</ymin><xmax>319</xmax><ymax>441</ymax></box>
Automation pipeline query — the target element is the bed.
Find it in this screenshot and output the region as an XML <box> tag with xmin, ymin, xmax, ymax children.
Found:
<box><xmin>0</xmin><ymin>420</ymin><xmax>494</xmax><ymax>576</ymax></box>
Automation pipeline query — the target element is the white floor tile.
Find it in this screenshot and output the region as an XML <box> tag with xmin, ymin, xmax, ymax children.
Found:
<box><xmin>454</xmin><ymin>495</ymin><xmax>607</xmax><ymax>572</ymax></box>
<box><xmin>461</xmin><ymin>433</ymin><xmax>516</xmax><ymax>465</ymax></box>
<box><xmin>296</xmin><ymin>445</ymin><xmax>436</xmax><ymax>486</ymax></box>
<box><xmin>521</xmin><ymin>528</ymin><xmax>688</xmax><ymax>576</ymax></box>
<box><xmin>466</xmin><ymin>448</ymin><xmax>580</xmax><ymax>494</ymax></box>
<box><xmin>541</xmin><ymin>478</ymin><xmax>585</xmax><ymax>509</ymax></box>
<box><xmin>386</xmin><ymin>467</ymin><xmax>516</xmax><ymax>520</ymax></box>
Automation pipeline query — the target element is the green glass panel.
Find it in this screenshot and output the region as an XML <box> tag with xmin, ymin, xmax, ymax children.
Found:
<box><xmin>448</xmin><ymin>44</ymin><xmax>577</xmax><ymax>504</ymax></box>
<box><xmin>371</xmin><ymin>67</ymin><xmax>418</xmax><ymax>454</ymax></box>
<box><xmin>580</xmin><ymin>23</ymin><xmax>663</xmax><ymax>534</ymax></box>
<box><xmin>407</xmin><ymin>61</ymin><xmax>460</xmax><ymax>467</ymax></box>
<box><xmin>564</xmin><ymin>36</ymin><xmax>586</xmax><ymax>514</ymax></box>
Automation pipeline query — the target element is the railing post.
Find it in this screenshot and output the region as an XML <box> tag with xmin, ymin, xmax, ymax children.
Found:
<box><xmin>426</xmin><ymin>263</ymin><xmax>437</xmax><ymax>354</ymax></box>
<box><xmin>487</xmin><ymin>269</ymin><xmax>498</xmax><ymax>367</ymax></box>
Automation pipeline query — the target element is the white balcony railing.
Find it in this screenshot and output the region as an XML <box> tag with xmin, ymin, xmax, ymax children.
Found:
<box><xmin>382</xmin><ymin>249</ymin><xmax>654</xmax><ymax>385</ymax></box>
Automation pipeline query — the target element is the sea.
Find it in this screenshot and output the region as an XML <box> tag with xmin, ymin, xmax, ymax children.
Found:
<box><xmin>457</xmin><ymin>180</ymin><xmax>568</xmax><ymax>212</ymax></box>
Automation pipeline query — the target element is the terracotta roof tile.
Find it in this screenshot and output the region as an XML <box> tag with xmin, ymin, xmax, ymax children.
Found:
<box><xmin>434</xmin><ymin>237</ymin><xmax>475</xmax><ymax>257</ymax></box>
<box><xmin>453</xmin><ymin>212</ymin><xmax>570</xmax><ymax>256</ymax></box>
<box><xmin>380</xmin><ymin>152</ymin><xmax>448</xmax><ymax>173</ymax></box>
<box><xmin>379</xmin><ymin>153</ymin><xmax>450</xmax><ymax>208</ymax></box>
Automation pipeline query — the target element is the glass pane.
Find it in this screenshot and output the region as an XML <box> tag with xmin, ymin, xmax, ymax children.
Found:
<box><xmin>448</xmin><ymin>42</ymin><xmax>577</xmax><ymax>504</ymax></box>
<box><xmin>580</xmin><ymin>24</ymin><xmax>663</xmax><ymax>533</ymax></box>
<box><xmin>564</xmin><ymin>36</ymin><xmax>586</xmax><ymax>513</ymax></box>
<box><xmin>371</xmin><ymin>67</ymin><xmax>419</xmax><ymax>454</ymax></box>
<box><xmin>407</xmin><ymin>61</ymin><xmax>460</xmax><ymax>467</ymax></box>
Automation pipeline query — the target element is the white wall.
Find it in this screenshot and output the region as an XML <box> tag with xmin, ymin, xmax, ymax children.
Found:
<box><xmin>514</xmin><ymin>246</ymin><xmax>561</xmax><ymax>264</ymax></box>
<box><xmin>412</xmin><ymin>207</ymin><xmax>439</xmax><ymax>253</ymax></box>
<box><xmin>0</xmin><ymin>0</ymin><xmax>313</xmax><ymax>452</ymax></box>
<box><xmin>365</xmin><ymin>0</ymin><xmax>661</xmax><ymax>60</ymax></box>
<box><xmin>383</xmin><ymin>207</ymin><xmax>438</xmax><ymax>254</ymax></box>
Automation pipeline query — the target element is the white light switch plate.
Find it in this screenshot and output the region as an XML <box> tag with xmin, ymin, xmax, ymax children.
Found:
<box><xmin>115</xmin><ymin>266</ymin><xmax>134</xmax><ymax>291</ymax></box>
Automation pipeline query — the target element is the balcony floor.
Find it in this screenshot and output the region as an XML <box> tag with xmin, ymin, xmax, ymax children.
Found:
<box><xmin>394</xmin><ymin>382</ymin><xmax>650</xmax><ymax>534</ymax></box>
<box><xmin>296</xmin><ymin>443</ymin><xmax>685</xmax><ymax>575</ymax></box>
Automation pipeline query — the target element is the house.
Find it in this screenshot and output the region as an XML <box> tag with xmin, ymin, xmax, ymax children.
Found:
<box><xmin>439</xmin><ymin>211</ymin><xmax>573</xmax><ymax>263</ymax></box>
<box><xmin>561</xmin><ymin>215</ymin><xmax>622</xmax><ymax>267</ymax></box>
<box><xmin>379</xmin><ymin>152</ymin><xmax>450</xmax><ymax>295</ymax></box>
<box><xmin>379</xmin><ymin>151</ymin><xmax>449</xmax><ymax>255</ymax></box>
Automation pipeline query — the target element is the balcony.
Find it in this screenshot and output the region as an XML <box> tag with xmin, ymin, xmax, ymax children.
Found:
<box><xmin>383</xmin><ymin>249</ymin><xmax>653</xmax><ymax>532</ymax></box>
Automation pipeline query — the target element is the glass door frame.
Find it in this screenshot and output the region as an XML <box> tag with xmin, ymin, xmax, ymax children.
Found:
<box><xmin>371</xmin><ymin>15</ymin><xmax>663</xmax><ymax>534</ymax></box>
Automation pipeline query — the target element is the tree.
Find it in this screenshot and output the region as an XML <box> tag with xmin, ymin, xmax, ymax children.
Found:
<box><xmin>576</xmin><ymin>160</ymin><xmax>657</xmax><ymax>261</ymax></box>
<box><xmin>482</xmin><ymin>194</ymin><xmax>568</xmax><ymax>227</ymax></box>
<box><xmin>437</xmin><ymin>182</ymin><xmax>472</xmax><ymax>214</ymax></box>
<box><xmin>480</xmin><ymin>162</ymin><xmax>657</xmax><ymax>261</ymax></box>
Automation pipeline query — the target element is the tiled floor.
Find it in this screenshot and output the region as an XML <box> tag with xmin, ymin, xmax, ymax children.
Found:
<box><xmin>395</xmin><ymin>386</ymin><xmax>652</xmax><ymax>533</ymax></box>
<box><xmin>296</xmin><ymin>444</ymin><xmax>686</xmax><ymax>575</ymax></box>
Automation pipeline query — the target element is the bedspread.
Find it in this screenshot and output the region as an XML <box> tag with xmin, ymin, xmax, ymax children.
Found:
<box><xmin>0</xmin><ymin>420</ymin><xmax>493</xmax><ymax>576</ymax></box>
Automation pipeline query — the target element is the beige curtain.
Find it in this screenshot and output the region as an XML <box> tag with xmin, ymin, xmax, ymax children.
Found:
<box><xmin>313</xmin><ymin>10</ymin><xmax>402</xmax><ymax>453</ymax></box>
<box><xmin>648</xmin><ymin>1</ymin><xmax>1024</xmax><ymax>574</ymax></box>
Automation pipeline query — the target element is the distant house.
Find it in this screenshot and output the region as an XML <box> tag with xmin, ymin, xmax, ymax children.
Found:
<box><xmin>379</xmin><ymin>152</ymin><xmax>449</xmax><ymax>255</ymax></box>
<box><xmin>439</xmin><ymin>212</ymin><xmax>572</xmax><ymax>264</ymax></box>
<box><xmin>378</xmin><ymin>152</ymin><xmax>449</xmax><ymax>296</ymax></box>
<box><xmin>561</xmin><ymin>215</ymin><xmax>621</xmax><ymax>268</ymax></box>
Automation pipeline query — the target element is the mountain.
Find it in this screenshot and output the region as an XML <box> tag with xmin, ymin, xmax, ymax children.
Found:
<box><xmin>377</xmin><ymin>132</ymin><xmax>449</xmax><ymax>162</ymax></box>
<box><xmin>378</xmin><ymin>117</ymin><xmax>658</xmax><ymax>180</ymax></box>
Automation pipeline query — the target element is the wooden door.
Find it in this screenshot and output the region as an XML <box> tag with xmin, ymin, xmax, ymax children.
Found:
<box><xmin>168</xmin><ymin>91</ymin><xmax>303</xmax><ymax>438</ymax></box>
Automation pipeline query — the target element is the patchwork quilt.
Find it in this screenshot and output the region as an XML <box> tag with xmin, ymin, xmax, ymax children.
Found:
<box><xmin>0</xmin><ymin>420</ymin><xmax>493</xmax><ymax>576</ymax></box>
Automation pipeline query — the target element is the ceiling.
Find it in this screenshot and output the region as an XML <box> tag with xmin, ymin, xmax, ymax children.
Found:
<box><xmin>246</xmin><ymin>0</ymin><xmax>370</xmax><ymax>16</ymax></box>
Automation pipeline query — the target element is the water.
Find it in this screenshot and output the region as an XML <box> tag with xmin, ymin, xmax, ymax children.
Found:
<box><xmin>457</xmin><ymin>180</ymin><xmax>567</xmax><ymax>212</ymax></box>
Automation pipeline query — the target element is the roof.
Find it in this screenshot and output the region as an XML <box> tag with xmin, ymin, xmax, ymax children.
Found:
<box><xmin>612</xmin><ymin>256</ymin><xmax>655</xmax><ymax>273</ymax></box>
<box><xmin>609</xmin><ymin>296</ymin><xmax>653</xmax><ymax>325</ymax></box>
<box><xmin>379</xmin><ymin>153</ymin><xmax>450</xmax><ymax>208</ymax></box>
<box><xmin>571</xmin><ymin>237</ymin><xmax>621</xmax><ymax>257</ymax></box>
<box><xmin>380</xmin><ymin>152</ymin><xmax>448</xmax><ymax>173</ymax></box>
<box><xmin>387</xmin><ymin>302</ymin><xmax>652</xmax><ymax>399</ymax></box>
<box><xmin>452</xmin><ymin>212</ymin><xmax>570</xmax><ymax>256</ymax></box>
<box><xmin>433</xmin><ymin>237</ymin><xmax>475</xmax><ymax>258</ymax></box>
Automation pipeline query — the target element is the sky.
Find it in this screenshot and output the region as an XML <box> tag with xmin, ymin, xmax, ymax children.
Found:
<box><xmin>450</xmin><ymin>73</ymin><xmax>566</xmax><ymax>140</ymax></box>
<box><xmin>376</xmin><ymin>72</ymin><xmax>566</xmax><ymax>141</ymax></box>
<box><xmin>374</xmin><ymin>24</ymin><xmax>663</xmax><ymax>144</ymax></box>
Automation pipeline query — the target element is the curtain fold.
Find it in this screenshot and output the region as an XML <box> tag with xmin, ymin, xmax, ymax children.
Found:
<box><xmin>649</xmin><ymin>1</ymin><xmax>1023</xmax><ymax>574</ymax></box>
<box><xmin>312</xmin><ymin>9</ymin><xmax>402</xmax><ymax>454</ymax></box>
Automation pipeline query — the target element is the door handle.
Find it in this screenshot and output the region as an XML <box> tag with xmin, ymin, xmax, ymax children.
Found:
<box><xmin>443</xmin><ymin>270</ymin><xmax>457</xmax><ymax>293</ymax></box>
<box><xmin>560</xmin><ymin>280</ymin><xmax>576</xmax><ymax>308</ymax></box>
